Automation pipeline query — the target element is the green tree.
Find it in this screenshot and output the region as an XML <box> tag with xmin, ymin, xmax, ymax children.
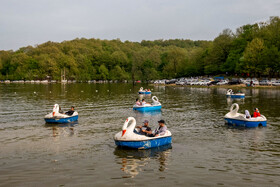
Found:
<box><xmin>243</xmin><ymin>38</ymin><xmax>265</xmax><ymax>76</ymax></box>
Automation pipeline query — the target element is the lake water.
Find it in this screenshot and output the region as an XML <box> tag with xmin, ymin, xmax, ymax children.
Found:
<box><xmin>0</xmin><ymin>83</ymin><xmax>279</xmax><ymax>186</ymax></box>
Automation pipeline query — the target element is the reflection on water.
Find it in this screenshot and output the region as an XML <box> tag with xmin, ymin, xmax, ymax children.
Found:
<box><xmin>226</xmin><ymin>97</ymin><xmax>245</xmax><ymax>105</ymax></box>
<box><xmin>114</xmin><ymin>144</ymin><xmax>172</xmax><ymax>178</ymax></box>
<box><xmin>45</xmin><ymin>122</ymin><xmax>77</xmax><ymax>138</ymax></box>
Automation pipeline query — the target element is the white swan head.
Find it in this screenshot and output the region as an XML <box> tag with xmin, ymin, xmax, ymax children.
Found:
<box><xmin>52</xmin><ymin>104</ymin><xmax>59</xmax><ymax>116</ymax></box>
<box><xmin>229</xmin><ymin>103</ymin><xmax>239</xmax><ymax>116</ymax></box>
<box><xmin>152</xmin><ymin>96</ymin><xmax>160</xmax><ymax>105</ymax></box>
<box><xmin>122</xmin><ymin>117</ymin><xmax>136</xmax><ymax>137</ymax></box>
<box><xmin>227</xmin><ymin>89</ymin><xmax>233</xmax><ymax>95</ymax></box>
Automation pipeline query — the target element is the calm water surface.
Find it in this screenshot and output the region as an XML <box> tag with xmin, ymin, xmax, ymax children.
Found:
<box><xmin>0</xmin><ymin>83</ymin><xmax>279</xmax><ymax>186</ymax></box>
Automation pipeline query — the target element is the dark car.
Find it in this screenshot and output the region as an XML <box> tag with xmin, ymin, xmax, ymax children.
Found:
<box><xmin>208</xmin><ymin>80</ymin><xmax>219</xmax><ymax>85</ymax></box>
<box><xmin>165</xmin><ymin>79</ymin><xmax>177</xmax><ymax>84</ymax></box>
<box><xmin>228</xmin><ymin>78</ymin><xmax>241</xmax><ymax>85</ymax></box>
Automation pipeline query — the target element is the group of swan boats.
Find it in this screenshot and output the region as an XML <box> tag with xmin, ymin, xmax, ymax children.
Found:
<box><xmin>43</xmin><ymin>88</ymin><xmax>267</xmax><ymax>149</ymax></box>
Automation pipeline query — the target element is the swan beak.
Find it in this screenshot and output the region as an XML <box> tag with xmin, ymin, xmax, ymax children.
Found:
<box><xmin>122</xmin><ymin>130</ymin><xmax>126</xmax><ymax>137</ymax></box>
<box><xmin>53</xmin><ymin>112</ymin><xmax>55</xmax><ymax>116</ymax></box>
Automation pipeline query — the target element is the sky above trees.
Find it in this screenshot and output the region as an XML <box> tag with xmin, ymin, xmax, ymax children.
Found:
<box><xmin>0</xmin><ymin>0</ymin><xmax>280</xmax><ymax>50</ymax></box>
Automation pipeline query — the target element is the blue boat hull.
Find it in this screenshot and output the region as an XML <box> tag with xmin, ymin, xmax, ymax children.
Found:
<box><xmin>115</xmin><ymin>136</ymin><xmax>172</xmax><ymax>149</ymax></box>
<box><xmin>45</xmin><ymin>115</ymin><xmax>78</xmax><ymax>123</ymax></box>
<box><xmin>139</xmin><ymin>91</ymin><xmax>151</xmax><ymax>94</ymax></box>
<box><xmin>133</xmin><ymin>105</ymin><xmax>162</xmax><ymax>112</ymax></box>
<box><xmin>224</xmin><ymin>118</ymin><xmax>267</xmax><ymax>128</ymax></box>
<box><xmin>226</xmin><ymin>95</ymin><xmax>245</xmax><ymax>99</ymax></box>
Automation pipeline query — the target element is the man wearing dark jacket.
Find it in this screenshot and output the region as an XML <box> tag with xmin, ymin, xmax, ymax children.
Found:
<box><xmin>65</xmin><ymin>106</ymin><xmax>75</xmax><ymax>116</ymax></box>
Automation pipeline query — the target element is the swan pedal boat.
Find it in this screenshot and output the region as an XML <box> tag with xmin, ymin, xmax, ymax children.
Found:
<box><xmin>44</xmin><ymin>104</ymin><xmax>78</xmax><ymax>123</ymax></box>
<box><xmin>226</xmin><ymin>89</ymin><xmax>245</xmax><ymax>98</ymax></box>
<box><xmin>224</xmin><ymin>103</ymin><xmax>267</xmax><ymax>128</ymax></box>
<box><xmin>138</xmin><ymin>87</ymin><xmax>151</xmax><ymax>94</ymax></box>
<box><xmin>133</xmin><ymin>96</ymin><xmax>162</xmax><ymax>112</ymax></box>
<box><xmin>114</xmin><ymin>117</ymin><xmax>172</xmax><ymax>149</ymax></box>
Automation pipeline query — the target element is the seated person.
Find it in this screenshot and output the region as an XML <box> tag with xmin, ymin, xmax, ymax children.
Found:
<box><xmin>245</xmin><ymin>110</ymin><xmax>251</xmax><ymax>119</ymax></box>
<box><xmin>141</xmin><ymin>99</ymin><xmax>151</xmax><ymax>106</ymax></box>
<box><xmin>136</xmin><ymin>120</ymin><xmax>151</xmax><ymax>136</ymax></box>
<box><xmin>253</xmin><ymin>108</ymin><xmax>261</xmax><ymax>117</ymax></box>
<box><xmin>145</xmin><ymin>120</ymin><xmax>167</xmax><ymax>137</ymax></box>
<box><xmin>59</xmin><ymin>106</ymin><xmax>64</xmax><ymax>114</ymax></box>
<box><xmin>65</xmin><ymin>106</ymin><xmax>75</xmax><ymax>116</ymax></box>
<box><xmin>142</xmin><ymin>99</ymin><xmax>146</xmax><ymax>105</ymax></box>
<box><xmin>136</xmin><ymin>98</ymin><xmax>141</xmax><ymax>106</ymax></box>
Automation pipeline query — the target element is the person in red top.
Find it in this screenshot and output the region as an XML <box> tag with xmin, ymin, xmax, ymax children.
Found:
<box><xmin>253</xmin><ymin>108</ymin><xmax>261</xmax><ymax>117</ymax></box>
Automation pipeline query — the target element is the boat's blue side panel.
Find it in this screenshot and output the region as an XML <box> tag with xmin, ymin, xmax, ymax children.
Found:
<box><xmin>226</xmin><ymin>95</ymin><xmax>245</xmax><ymax>99</ymax></box>
<box><xmin>224</xmin><ymin>118</ymin><xmax>267</xmax><ymax>128</ymax></box>
<box><xmin>45</xmin><ymin>115</ymin><xmax>78</xmax><ymax>123</ymax></box>
<box><xmin>139</xmin><ymin>91</ymin><xmax>151</xmax><ymax>94</ymax></box>
<box><xmin>115</xmin><ymin>136</ymin><xmax>172</xmax><ymax>149</ymax></box>
<box><xmin>133</xmin><ymin>105</ymin><xmax>162</xmax><ymax>112</ymax></box>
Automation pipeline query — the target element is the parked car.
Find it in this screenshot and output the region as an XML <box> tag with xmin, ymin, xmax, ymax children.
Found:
<box><xmin>272</xmin><ymin>80</ymin><xmax>280</xmax><ymax>86</ymax></box>
<box><xmin>166</xmin><ymin>79</ymin><xmax>177</xmax><ymax>84</ymax></box>
<box><xmin>216</xmin><ymin>80</ymin><xmax>229</xmax><ymax>85</ymax></box>
<box><xmin>259</xmin><ymin>80</ymin><xmax>271</xmax><ymax>86</ymax></box>
<box><xmin>208</xmin><ymin>80</ymin><xmax>219</xmax><ymax>85</ymax></box>
<box><xmin>228</xmin><ymin>78</ymin><xmax>241</xmax><ymax>85</ymax></box>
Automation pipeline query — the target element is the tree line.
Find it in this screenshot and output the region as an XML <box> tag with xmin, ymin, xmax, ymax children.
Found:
<box><xmin>0</xmin><ymin>16</ymin><xmax>279</xmax><ymax>81</ymax></box>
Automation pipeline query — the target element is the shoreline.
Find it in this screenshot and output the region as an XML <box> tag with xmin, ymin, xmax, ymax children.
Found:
<box><xmin>150</xmin><ymin>83</ymin><xmax>280</xmax><ymax>89</ymax></box>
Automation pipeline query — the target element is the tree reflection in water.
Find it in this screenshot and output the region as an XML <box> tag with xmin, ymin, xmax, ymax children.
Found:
<box><xmin>114</xmin><ymin>144</ymin><xmax>172</xmax><ymax>178</ymax></box>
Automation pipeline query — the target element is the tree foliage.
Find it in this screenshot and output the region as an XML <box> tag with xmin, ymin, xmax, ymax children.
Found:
<box><xmin>0</xmin><ymin>17</ymin><xmax>280</xmax><ymax>80</ymax></box>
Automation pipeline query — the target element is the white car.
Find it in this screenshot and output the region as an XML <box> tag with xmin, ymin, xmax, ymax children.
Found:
<box><xmin>217</xmin><ymin>80</ymin><xmax>229</xmax><ymax>85</ymax></box>
<box><xmin>272</xmin><ymin>80</ymin><xmax>280</xmax><ymax>86</ymax></box>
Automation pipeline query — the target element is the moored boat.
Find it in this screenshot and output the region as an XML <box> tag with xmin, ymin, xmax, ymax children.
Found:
<box><xmin>224</xmin><ymin>103</ymin><xmax>267</xmax><ymax>128</ymax></box>
<box><xmin>114</xmin><ymin>117</ymin><xmax>172</xmax><ymax>149</ymax></box>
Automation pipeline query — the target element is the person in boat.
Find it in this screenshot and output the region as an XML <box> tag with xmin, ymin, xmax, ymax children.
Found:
<box><xmin>136</xmin><ymin>120</ymin><xmax>152</xmax><ymax>136</ymax></box>
<box><xmin>145</xmin><ymin>120</ymin><xmax>167</xmax><ymax>137</ymax></box>
<box><xmin>245</xmin><ymin>110</ymin><xmax>251</xmax><ymax>119</ymax></box>
<box><xmin>59</xmin><ymin>106</ymin><xmax>63</xmax><ymax>114</ymax></box>
<box><xmin>136</xmin><ymin>98</ymin><xmax>141</xmax><ymax>106</ymax></box>
<box><xmin>65</xmin><ymin>106</ymin><xmax>75</xmax><ymax>116</ymax></box>
<box><xmin>141</xmin><ymin>99</ymin><xmax>151</xmax><ymax>106</ymax></box>
<box><xmin>142</xmin><ymin>99</ymin><xmax>146</xmax><ymax>105</ymax></box>
<box><xmin>253</xmin><ymin>108</ymin><xmax>261</xmax><ymax>117</ymax></box>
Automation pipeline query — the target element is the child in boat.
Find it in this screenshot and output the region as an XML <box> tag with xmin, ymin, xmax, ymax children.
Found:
<box><xmin>253</xmin><ymin>108</ymin><xmax>261</xmax><ymax>117</ymax></box>
<box><xmin>136</xmin><ymin>98</ymin><xmax>141</xmax><ymax>106</ymax></box>
<box><xmin>142</xmin><ymin>99</ymin><xmax>146</xmax><ymax>105</ymax></box>
<box><xmin>245</xmin><ymin>110</ymin><xmax>251</xmax><ymax>119</ymax></box>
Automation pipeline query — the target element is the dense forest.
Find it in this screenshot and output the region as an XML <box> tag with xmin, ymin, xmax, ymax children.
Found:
<box><xmin>0</xmin><ymin>17</ymin><xmax>280</xmax><ymax>81</ymax></box>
